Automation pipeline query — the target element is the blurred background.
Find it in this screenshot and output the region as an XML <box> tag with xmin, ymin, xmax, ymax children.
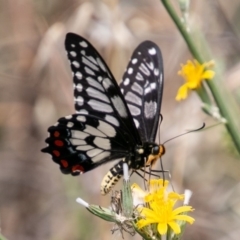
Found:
<box><xmin>1</xmin><ymin>0</ymin><xmax>240</xmax><ymax>239</ymax></box>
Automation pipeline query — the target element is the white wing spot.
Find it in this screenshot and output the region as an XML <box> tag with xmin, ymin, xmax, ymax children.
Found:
<box><xmin>86</xmin><ymin>56</ymin><xmax>98</xmax><ymax>65</ymax></box>
<box><xmin>97</xmin><ymin>58</ymin><xmax>106</xmax><ymax>72</ymax></box>
<box><xmin>88</xmin><ymin>100</ymin><xmax>113</xmax><ymax>113</ymax></box>
<box><xmin>98</xmin><ymin>76</ymin><xmax>103</xmax><ymax>81</ymax></box>
<box><xmin>133</xmin><ymin>118</ymin><xmax>140</xmax><ymax>128</ymax></box>
<box><xmin>71</xmin><ymin>44</ymin><xmax>75</xmax><ymax>48</ymax></box>
<box><xmin>84</xmin><ymin>124</ymin><xmax>105</xmax><ymax>137</ymax></box>
<box><xmin>98</xmin><ymin>121</ymin><xmax>116</xmax><ymax>137</ymax></box>
<box><xmin>70</xmin><ymin>139</ymin><xmax>86</xmax><ymax>145</ymax></box>
<box><xmin>87</xmin><ymin>148</ymin><xmax>103</xmax><ymax>157</ymax></box>
<box><xmin>105</xmin><ymin>115</ymin><xmax>119</xmax><ymax>126</ymax></box>
<box><xmin>81</xmin><ymin>50</ymin><xmax>86</xmax><ymax>55</ymax></box>
<box><xmin>72</xmin><ymin>61</ymin><xmax>80</xmax><ymax>68</ymax></box>
<box><xmin>103</xmin><ymin>78</ymin><xmax>112</xmax><ymax>89</ymax></box>
<box><xmin>75</xmin><ymin>72</ymin><xmax>82</xmax><ymax>80</ymax></box>
<box><xmin>128</xmin><ymin>104</ymin><xmax>141</xmax><ymax>116</ymax></box>
<box><xmin>82</xmin><ymin>57</ymin><xmax>99</xmax><ymax>71</ymax></box>
<box><xmin>150</xmin><ymin>82</ymin><xmax>156</xmax><ymax>89</ymax></box>
<box><xmin>123</xmin><ymin>78</ymin><xmax>130</xmax><ymax>86</ymax></box>
<box><xmin>111</xmin><ymin>96</ymin><xmax>128</xmax><ymax>118</ymax></box>
<box><xmin>127</xmin><ymin>67</ymin><xmax>133</xmax><ymax>74</ymax></box>
<box><xmin>85</xmin><ymin>66</ymin><xmax>95</xmax><ymax>76</ymax></box>
<box><xmin>144</xmin><ymin>101</ymin><xmax>157</xmax><ymax>119</ymax></box>
<box><xmin>67</xmin><ymin>122</ymin><xmax>74</xmax><ymax>128</ymax></box>
<box><xmin>92</xmin><ymin>151</ymin><xmax>110</xmax><ymax>162</ymax></box>
<box><xmin>160</xmin><ymin>72</ymin><xmax>163</xmax><ymax>81</ymax></box>
<box><xmin>94</xmin><ymin>137</ymin><xmax>111</xmax><ymax>150</ymax></box>
<box><xmin>147</xmin><ymin>61</ymin><xmax>154</xmax><ymax>70</ymax></box>
<box><xmin>125</xmin><ymin>92</ymin><xmax>142</xmax><ymax>106</ymax></box>
<box><xmin>75</xmin><ymin>83</ymin><xmax>83</xmax><ymax>92</ymax></box>
<box><xmin>79</xmin><ymin>41</ymin><xmax>88</xmax><ymax>48</ymax></box>
<box><xmin>154</xmin><ymin>68</ymin><xmax>159</xmax><ymax>76</ymax></box>
<box><xmin>144</xmin><ymin>87</ymin><xmax>151</xmax><ymax>95</ymax></box>
<box><xmin>139</xmin><ymin>63</ymin><xmax>150</xmax><ymax>76</ymax></box>
<box><xmin>76</xmin><ymin>145</ymin><xmax>94</xmax><ymax>151</ymax></box>
<box><xmin>132</xmin><ymin>58</ymin><xmax>138</xmax><ymax>64</ymax></box>
<box><xmin>86</xmin><ymin>77</ymin><xmax>104</xmax><ymax>92</ymax></box>
<box><xmin>71</xmin><ymin>130</ymin><xmax>89</xmax><ymax>139</ymax></box>
<box><xmin>131</xmin><ymin>82</ymin><xmax>143</xmax><ymax>95</ymax></box>
<box><xmin>75</xmin><ymin>96</ymin><xmax>84</xmax><ymax>106</ymax></box>
<box><xmin>76</xmin><ymin>116</ymin><xmax>86</xmax><ymax>122</ymax></box>
<box><xmin>76</xmin><ymin>109</ymin><xmax>88</xmax><ymax>115</ymax></box>
<box><xmin>136</xmin><ymin>72</ymin><xmax>144</xmax><ymax>81</ymax></box>
<box><xmin>149</xmin><ymin>47</ymin><xmax>157</xmax><ymax>55</ymax></box>
<box><xmin>86</xmin><ymin>87</ymin><xmax>110</xmax><ymax>103</ymax></box>
<box><xmin>70</xmin><ymin>51</ymin><xmax>77</xmax><ymax>57</ymax></box>
<box><xmin>65</xmin><ymin>115</ymin><xmax>73</xmax><ymax>119</ymax></box>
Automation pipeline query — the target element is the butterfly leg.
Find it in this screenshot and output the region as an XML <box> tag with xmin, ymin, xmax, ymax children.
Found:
<box><xmin>101</xmin><ymin>159</ymin><xmax>128</xmax><ymax>195</ymax></box>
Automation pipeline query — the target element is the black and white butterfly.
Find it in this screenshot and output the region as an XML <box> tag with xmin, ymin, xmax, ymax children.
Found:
<box><xmin>42</xmin><ymin>33</ymin><xmax>165</xmax><ymax>195</ymax></box>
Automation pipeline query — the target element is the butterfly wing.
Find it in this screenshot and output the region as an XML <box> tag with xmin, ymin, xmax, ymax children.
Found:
<box><xmin>42</xmin><ymin>33</ymin><xmax>142</xmax><ymax>176</ymax></box>
<box><xmin>42</xmin><ymin>114</ymin><xmax>132</xmax><ymax>175</ymax></box>
<box><xmin>65</xmin><ymin>33</ymin><xmax>140</xmax><ymax>144</ymax></box>
<box><xmin>120</xmin><ymin>41</ymin><xmax>164</xmax><ymax>142</ymax></box>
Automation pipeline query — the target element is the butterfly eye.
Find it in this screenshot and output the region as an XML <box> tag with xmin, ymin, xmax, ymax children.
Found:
<box><xmin>152</xmin><ymin>146</ymin><xmax>160</xmax><ymax>155</ymax></box>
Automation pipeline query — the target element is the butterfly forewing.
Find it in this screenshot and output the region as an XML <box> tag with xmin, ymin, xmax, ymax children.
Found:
<box><xmin>65</xmin><ymin>33</ymin><xmax>141</xmax><ymax>146</ymax></box>
<box><xmin>120</xmin><ymin>41</ymin><xmax>163</xmax><ymax>142</ymax></box>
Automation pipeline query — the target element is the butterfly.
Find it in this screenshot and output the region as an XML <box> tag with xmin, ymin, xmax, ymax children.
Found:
<box><xmin>42</xmin><ymin>33</ymin><xmax>165</xmax><ymax>195</ymax></box>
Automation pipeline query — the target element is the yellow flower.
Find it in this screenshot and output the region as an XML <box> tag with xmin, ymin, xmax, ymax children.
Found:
<box><xmin>134</xmin><ymin>179</ymin><xmax>195</xmax><ymax>236</ymax></box>
<box><xmin>176</xmin><ymin>59</ymin><xmax>215</xmax><ymax>101</ymax></box>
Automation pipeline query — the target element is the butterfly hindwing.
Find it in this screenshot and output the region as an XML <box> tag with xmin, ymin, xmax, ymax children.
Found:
<box><xmin>42</xmin><ymin>114</ymin><xmax>135</xmax><ymax>175</ymax></box>
<box><xmin>120</xmin><ymin>41</ymin><xmax>163</xmax><ymax>142</ymax></box>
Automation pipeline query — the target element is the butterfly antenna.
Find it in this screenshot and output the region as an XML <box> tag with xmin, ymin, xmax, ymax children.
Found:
<box><xmin>163</xmin><ymin>122</ymin><xmax>205</xmax><ymax>145</ymax></box>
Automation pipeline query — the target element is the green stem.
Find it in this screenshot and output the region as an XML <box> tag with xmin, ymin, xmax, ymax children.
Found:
<box><xmin>0</xmin><ymin>233</ymin><xmax>8</xmax><ymax>240</ymax></box>
<box><xmin>161</xmin><ymin>0</ymin><xmax>240</xmax><ymax>155</ymax></box>
<box><xmin>161</xmin><ymin>0</ymin><xmax>211</xmax><ymax>105</ymax></box>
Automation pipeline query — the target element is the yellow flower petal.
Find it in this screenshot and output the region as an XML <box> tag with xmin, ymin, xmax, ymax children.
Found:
<box><xmin>157</xmin><ymin>222</ymin><xmax>168</xmax><ymax>235</ymax></box>
<box><xmin>202</xmin><ymin>70</ymin><xmax>215</xmax><ymax>79</ymax></box>
<box><xmin>168</xmin><ymin>221</ymin><xmax>181</xmax><ymax>234</ymax></box>
<box><xmin>168</xmin><ymin>192</ymin><xmax>184</xmax><ymax>200</ymax></box>
<box><xmin>176</xmin><ymin>84</ymin><xmax>189</xmax><ymax>101</ymax></box>
<box><xmin>137</xmin><ymin>219</ymin><xmax>155</xmax><ymax>229</ymax></box>
<box><xmin>174</xmin><ymin>214</ymin><xmax>195</xmax><ymax>224</ymax></box>
<box><xmin>176</xmin><ymin>59</ymin><xmax>215</xmax><ymax>101</ymax></box>
<box><xmin>172</xmin><ymin>205</ymin><xmax>194</xmax><ymax>215</ymax></box>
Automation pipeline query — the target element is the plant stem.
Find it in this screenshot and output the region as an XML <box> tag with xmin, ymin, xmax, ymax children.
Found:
<box><xmin>0</xmin><ymin>233</ymin><xmax>8</xmax><ymax>240</ymax></box>
<box><xmin>161</xmin><ymin>0</ymin><xmax>240</xmax><ymax>154</ymax></box>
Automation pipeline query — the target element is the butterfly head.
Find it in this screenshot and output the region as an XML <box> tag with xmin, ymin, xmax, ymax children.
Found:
<box><xmin>145</xmin><ymin>143</ymin><xmax>165</xmax><ymax>167</ymax></box>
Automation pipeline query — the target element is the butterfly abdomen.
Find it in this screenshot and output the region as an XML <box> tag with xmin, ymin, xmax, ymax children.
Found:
<box><xmin>100</xmin><ymin>143</ymin><xmax>165</xmax><ymax>195</ymax></box>
<box><xmin>101</xmin><ymin>161</ymin><xmax>124</xmax><ymax>195</ymax></box>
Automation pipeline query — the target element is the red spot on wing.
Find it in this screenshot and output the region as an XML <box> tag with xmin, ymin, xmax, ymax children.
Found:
<box><xmin>55</xmin><ymin>140</ymin><xmax>64</xmax><ymax>147</ymax></box>
<box><xmin>61</xmin><ymin>160</ymin><xmax>68</xmax><ymax>168</ymax></box>
<box><xmin>72</xmin><ymin>165</ymin><xmax>85</xmax><ymax>173</ymax></box>
<box><xmin>54</xmin><ymin>131</ymin><xmax>60</xmax><ymax>137</ymax></box>
<box><xmin>53</xmin><ymin>150</ymin><xmax>60</xmax><ymax>157</ymax></box>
